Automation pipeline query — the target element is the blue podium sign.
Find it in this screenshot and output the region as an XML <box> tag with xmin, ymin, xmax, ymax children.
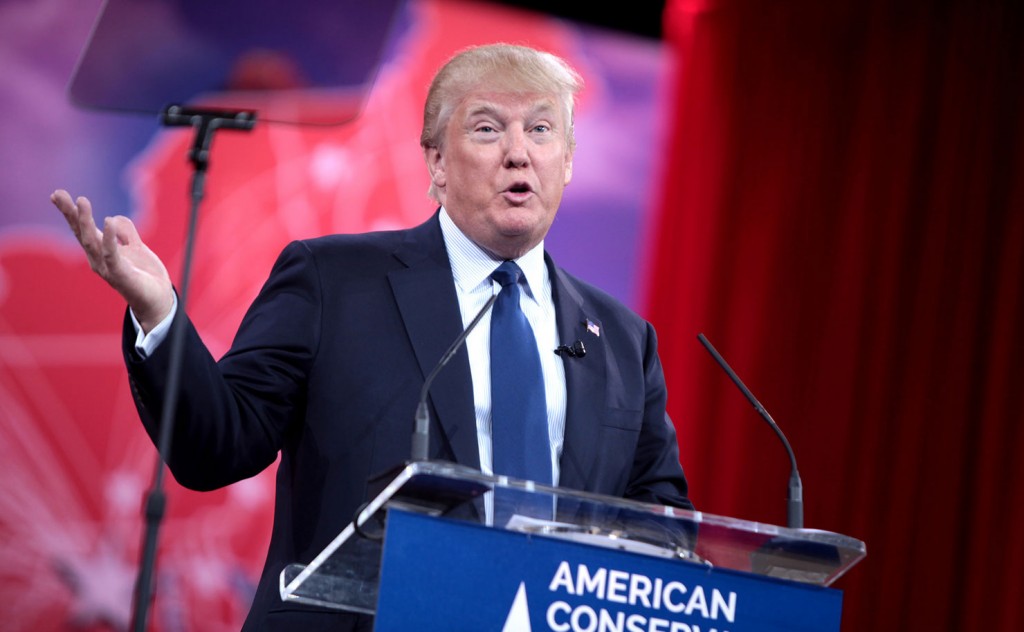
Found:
<box><xmin>375</xmin><ymin>509</ymin><xmax>843</xmax><ymax>631</ymax></box>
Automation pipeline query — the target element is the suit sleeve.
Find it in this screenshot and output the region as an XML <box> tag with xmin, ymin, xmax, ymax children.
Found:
<box><xmin>123</xmin><ymin>240</ymin><xmax>322</xmax><ymax>491</ymax></box>
<box><xmin>623</xmin><ymin>322</ymin><xmax>695</xmax><ymax>511</ymax></box>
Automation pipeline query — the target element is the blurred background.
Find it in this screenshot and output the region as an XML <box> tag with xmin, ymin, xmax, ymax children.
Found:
<box><xmin>1</xmin><ymin>0</ymin><xmax>1020</xmax><ymax>629</ymax></box>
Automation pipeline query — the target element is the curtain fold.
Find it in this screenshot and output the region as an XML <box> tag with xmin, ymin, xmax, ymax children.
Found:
<box><xmin>648</xmin><ymin>1</ymin><xmax>1023</xmax><ymax>628</ymax></box>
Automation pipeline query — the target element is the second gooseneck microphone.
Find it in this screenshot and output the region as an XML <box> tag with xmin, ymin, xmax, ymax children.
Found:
<box><xmin>697</xmin><ymin>333</ymin><xmax>804</xmax><ymax>529</ymax></box>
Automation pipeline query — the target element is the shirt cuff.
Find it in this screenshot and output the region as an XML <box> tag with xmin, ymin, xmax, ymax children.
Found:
<box><xmin>130</xmin><ymin>294</ymin><xmax>178</xmax><ymax>359</ymax></box>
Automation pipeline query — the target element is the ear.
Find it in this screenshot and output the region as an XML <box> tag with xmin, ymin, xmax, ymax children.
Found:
<box><xmin>563</xmin><ymin>149</ymin><xmax>574</xmax><ymax>186</ymax></box>
<box><xmin>424</xmin><ymin>146</ymin><xmax>446</xmax><ymax>189</ymax></box>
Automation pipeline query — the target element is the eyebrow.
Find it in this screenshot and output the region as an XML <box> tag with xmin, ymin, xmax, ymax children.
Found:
<box><xmin>464</xmin><ymin>100</ymin><xmax>559</xmax><ymax>121</ymax></box>
<box><xmin>465</xmin><ymin>104</ymin><xmax>503</xmax><ymax>120</ymax></box>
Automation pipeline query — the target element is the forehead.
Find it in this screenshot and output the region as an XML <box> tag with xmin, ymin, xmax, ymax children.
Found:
<box><xmin>456</xmin><ymin>91</ymin><xmax>564</xmax><ymax>120</ymax></box>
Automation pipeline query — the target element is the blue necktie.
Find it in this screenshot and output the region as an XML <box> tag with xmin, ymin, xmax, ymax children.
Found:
<box><xmin>490</xmin><ymin>261</ymin><xmax>552</xmax><ymax>487</ymax></box>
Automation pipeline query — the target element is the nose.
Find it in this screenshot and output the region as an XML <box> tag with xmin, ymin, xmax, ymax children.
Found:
<box><xmin>503</xmin><ymin>126</ymin><xmax>530</xmax><ymax>168</ymax></box>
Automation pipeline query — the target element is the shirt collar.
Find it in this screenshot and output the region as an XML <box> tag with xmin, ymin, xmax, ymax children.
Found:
<box><xmin>439</xmin><ymin>207</ymin><xmax>547</xmax><ymax>300</ymax></box>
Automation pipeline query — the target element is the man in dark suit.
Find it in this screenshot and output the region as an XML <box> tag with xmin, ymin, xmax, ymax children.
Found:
<box><xmin>52</xmin><ymin>44</ymin><xmax>692</xmax><ymax>631</ymax></box>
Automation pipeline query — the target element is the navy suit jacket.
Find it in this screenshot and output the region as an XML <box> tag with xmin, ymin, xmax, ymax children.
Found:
<box><xmin>124</xmin><ymin>214</ymin><xmax>691</xmax><ymax>630</ymax></box>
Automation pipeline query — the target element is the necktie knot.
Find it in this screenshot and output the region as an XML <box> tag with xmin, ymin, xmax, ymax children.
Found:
<box><xmin>491</xmin><ymin>261</ymin><xmax>522</xmax><ymax>289</ymax></box>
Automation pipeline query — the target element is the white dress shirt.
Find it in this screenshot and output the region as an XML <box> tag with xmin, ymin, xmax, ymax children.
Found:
<box><xmin>438</xmin><ymin>208</ymin><xmax>567</xmax><ymax>485</ymax></box>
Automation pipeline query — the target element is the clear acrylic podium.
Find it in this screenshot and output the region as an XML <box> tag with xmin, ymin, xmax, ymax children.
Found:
<box><xmin>279</xmin><ymin>461</ymin><xmax>865</xmax><ymax>624</ymax></box>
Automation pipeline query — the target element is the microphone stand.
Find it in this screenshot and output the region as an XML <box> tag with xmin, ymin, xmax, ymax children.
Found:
<box><xmin>131</xmin><ymin>106</ymin><xmax>256</xmax><ymax>632</ymax></box>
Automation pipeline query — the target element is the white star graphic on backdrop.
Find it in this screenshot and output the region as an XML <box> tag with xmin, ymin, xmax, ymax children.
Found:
<box><xmin>54</xmin><ymin>540</ymin><xmax>135</xmax><ymax>631</ymax></box>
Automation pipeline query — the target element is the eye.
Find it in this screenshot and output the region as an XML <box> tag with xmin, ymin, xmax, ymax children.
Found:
<box><xmin>532</xmin><ymin>124</ymin><xmax>551</xmax><ymax>133</ymax></box>
<box><xmin>475</xmin><ymin>125</ymin><xmax>496</xmax><ymax>133</ymax></box>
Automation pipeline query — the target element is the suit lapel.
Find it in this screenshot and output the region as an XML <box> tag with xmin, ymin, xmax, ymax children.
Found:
<box><xmin>389</xmin><ymin>217</ymin><xmax>480</xmax><ymax>470</ymax></box>
<box><xmin>548</xmin><ymin>258</ymin><xmax>606</xmax><ymax>491</ymax></box>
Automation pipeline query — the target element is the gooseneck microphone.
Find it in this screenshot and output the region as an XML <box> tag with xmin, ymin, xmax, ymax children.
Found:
<box><xmin>411</xmin><ymin>294</ymin><xmax>499</xmax><ymax>462</ymax></box>
<box><xmin>697</xmin><ymin>333</ymin><xmax>804</xmax><ymax>529</ymax></box>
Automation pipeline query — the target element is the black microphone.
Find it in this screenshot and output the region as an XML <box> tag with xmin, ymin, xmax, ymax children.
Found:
<box><xmin>554</xmin><ymin>340</ymin><xmax>586</xmax><ymax>358</ymax></box>
<box><xmin>411</xmin><ymin>294</ymin><xmax>499</xmax><ymax>462</ymax></box>
<box><xmin>697</xmin><ymin>333</ymin><xmax>804</xmax><ymax>529</ymax></box>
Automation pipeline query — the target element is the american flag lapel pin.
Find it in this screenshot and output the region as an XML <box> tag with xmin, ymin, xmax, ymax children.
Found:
<box><xmin>585</xmin><ymin>319</ymin><xmax>601</xmax><ymax>337</ymax></box>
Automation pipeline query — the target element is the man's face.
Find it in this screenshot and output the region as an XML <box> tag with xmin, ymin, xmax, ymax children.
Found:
<box><xmin>425</xmin><ymin>90</ymin><xmax>574</xmax><ymax>260</ymax></box>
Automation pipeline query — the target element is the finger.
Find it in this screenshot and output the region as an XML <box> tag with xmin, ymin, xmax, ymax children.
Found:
<box><xmin>67</xmin><ymin>197</ymin><xmax>108</xmax><ymax>273</ymax></box>
<box><xmin>50</xmin><ymin>189</ymin><xmax>71</xmax><ymax>209</ymax></box>
<box><xmin>50</xmin><ymin>190</ymin><xmax>81</xmax><ymax>234</ymax></box>
<box><xmin>51</xmin><ymin>191</ymin><xmax>109</xmax><ymax>272</ymax></box>
<box><xmin>104</xmin><ymin>215</ymin><xmax>140</xmax><ymax>249</ymax></box>
<box><xmin>101</xmin><ymin>215</ymin><xmax>147</xmax><ymax>282</ymax></box>
<box><xmin>101</xmin><ymin>216</ymin><xmax>124</xmax><ymax>274</ymax></box>
<box><xmin>74</xmin><ymin>196</ymin><xmax>103</xmax><ymax>241</ymax></box>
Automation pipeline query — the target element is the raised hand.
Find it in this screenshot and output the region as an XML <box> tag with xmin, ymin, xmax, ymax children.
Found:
<box><xmin>50</xmin><ymin>189</ymin><xmax>175</xmax><ymax>333</ymax></box>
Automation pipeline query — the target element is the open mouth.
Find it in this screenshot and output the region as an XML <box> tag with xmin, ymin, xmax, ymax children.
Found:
<box><xmin>506</xmin><ymin>182</ymin><xmax>532</xmax><ymax>194</ymax></box>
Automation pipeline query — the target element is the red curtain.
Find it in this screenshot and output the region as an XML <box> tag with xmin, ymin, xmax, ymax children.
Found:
<box><xmin>648</xmin><ymin>0</ymin><xmax>1024</xmax><ymax>629</ymax></box>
